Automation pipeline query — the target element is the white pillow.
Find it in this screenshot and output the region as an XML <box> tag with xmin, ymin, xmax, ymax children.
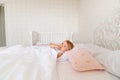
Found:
<box><xmin>96</xmin><ymin>50</ymin><xmax>120</xmax><ymax>77</ymax></box>
<box><xmin>74</xmin><ymin>43</ymin><xmax>111</xmax><ymax>57</ymax></box>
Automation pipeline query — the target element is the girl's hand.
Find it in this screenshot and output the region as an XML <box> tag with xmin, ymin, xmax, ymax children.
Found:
<box><xmin>55</xmin><ymin>45</ymin><xmax>61</xmax><ymax>50</ymax></box>
<box><xmin>49</xmin><ymin>43</ymin><xmax>56</xmax><ymax>48</ymax></box>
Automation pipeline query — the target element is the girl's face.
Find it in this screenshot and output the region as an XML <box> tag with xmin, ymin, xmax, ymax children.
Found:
<box><xmin>60</xmin><ymin>41</ymin><xmax>69</xmax><ymax>52</ymax></box>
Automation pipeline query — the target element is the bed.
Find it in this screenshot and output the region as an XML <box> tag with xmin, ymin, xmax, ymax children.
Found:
<box><xmin>0</xmin><ymin>26</ymin><xmax>120</xmax><ymax>80</ymax></box>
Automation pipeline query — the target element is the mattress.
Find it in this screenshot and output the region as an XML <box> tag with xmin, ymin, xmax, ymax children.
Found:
<box><xmin>57</xmin><ymin>61</ymin><xmax>120</xmax><ymax>80</ymax></box>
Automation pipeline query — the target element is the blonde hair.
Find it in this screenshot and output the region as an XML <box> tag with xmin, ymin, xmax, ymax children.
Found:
<box><xmin>65</xmin><ymin>40</ymin><xmax>74</xmax><ymax>50</ymax></box>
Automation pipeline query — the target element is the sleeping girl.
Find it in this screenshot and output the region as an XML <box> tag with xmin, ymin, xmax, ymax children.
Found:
<box><xmin>49</xmin><ymin>40</ymin><xmax>74</xmax><ymax>61</ymax></box>
<box><xmin>0</xmin><ymin>40</ymin><xmax>73</xmax><ymax>80</ymax></box>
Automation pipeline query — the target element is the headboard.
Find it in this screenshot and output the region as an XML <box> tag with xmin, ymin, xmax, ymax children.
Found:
<box><xmin>31</xmin><ymin>31</ymin><xmax>73</xmax><ymax>45</ymax></box>
<box><xmin>94</xmin><ymin>25</ymin><xmax>120</xmax><ymax>50</ymax></box>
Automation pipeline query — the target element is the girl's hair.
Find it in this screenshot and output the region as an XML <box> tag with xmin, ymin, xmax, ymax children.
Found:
<box><xmin>65</xmin><ymin>40</ymin><xmax>74</xmax><ymax>50</ymax></box>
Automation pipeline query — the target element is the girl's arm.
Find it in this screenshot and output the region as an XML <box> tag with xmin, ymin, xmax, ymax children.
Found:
<box><xmin>49</xmin><ymin>43</ymin><xmax>61</xmax><ymax>50</ymax></box>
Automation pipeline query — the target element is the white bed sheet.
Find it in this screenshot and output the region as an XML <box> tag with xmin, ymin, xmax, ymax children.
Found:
<box><xmin>57</xmin><ymin>61</ymin><xmax>120</xmax><ymax>80</ymax></box>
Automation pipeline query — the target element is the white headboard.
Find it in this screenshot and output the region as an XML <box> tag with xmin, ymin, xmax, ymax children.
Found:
<box><xmin>31</xmin><ymin>31</ymin><xmax>73</xmax><ymax>45</ymax></box>
<box><xmin>94</xmin><ymin>25</ymin><xmax>120</xmax><ymax>50</ymax></box>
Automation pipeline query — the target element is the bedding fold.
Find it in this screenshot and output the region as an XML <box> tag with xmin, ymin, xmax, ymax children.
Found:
<box><xmin>0</xmin><ymin>45</ymin><xmax>58</xmax><ymax>80</ymax></box>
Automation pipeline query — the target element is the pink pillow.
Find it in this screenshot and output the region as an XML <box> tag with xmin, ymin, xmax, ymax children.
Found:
<box><xmin>67</xmin><ymin>49</ymin><xmax>104</xmax><ymax>71</ymax></box>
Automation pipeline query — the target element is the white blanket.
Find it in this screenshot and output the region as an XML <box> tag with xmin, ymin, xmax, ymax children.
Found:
<box><xmin>0</xmin><ymin>45</ymin><xmax>58</xmax><ymax>80</ymax></box>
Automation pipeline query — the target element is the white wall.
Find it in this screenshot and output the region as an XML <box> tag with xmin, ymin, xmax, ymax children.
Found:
<box><xmin>1</xmin><ymin>0</ymin><xmax>120</xmax><ymax>46</ymax></box>
<box><xmin>4</xmin><ymin>0</ymin><xmax>80</xmax><ymax>46</ymax></box>
<box><xmin>78</xmin><ymin>0</ymin><xmax>120</xmax><ymax>43</ymax></box>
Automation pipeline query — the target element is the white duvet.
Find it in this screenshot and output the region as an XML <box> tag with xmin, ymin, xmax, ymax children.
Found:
<box><xmin>0</xmin><ymin>45</ymin><xmax>58</xmax><ymax>80</ymax></box>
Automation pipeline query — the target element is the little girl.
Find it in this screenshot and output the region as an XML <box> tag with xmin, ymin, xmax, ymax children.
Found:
<box><xmin>49</xmin><ymin>40</ymin><xmax>74</xmax><ymax>60</ymax></box>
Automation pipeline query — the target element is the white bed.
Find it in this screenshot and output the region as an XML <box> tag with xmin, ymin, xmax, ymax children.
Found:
<box><xmin>0</xmin><ymin>26</ymin><xmax>120</xmax><ymax>80</ymax></box>
<box><xmin>0</xmin><ymin>45</ymin><xmax>119</xmax><ymax>80</ymax></box>
<box><xmin>30</xmin><ymin>27</ymin><xmax>120</xmax><ymax>80</ymax></box>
